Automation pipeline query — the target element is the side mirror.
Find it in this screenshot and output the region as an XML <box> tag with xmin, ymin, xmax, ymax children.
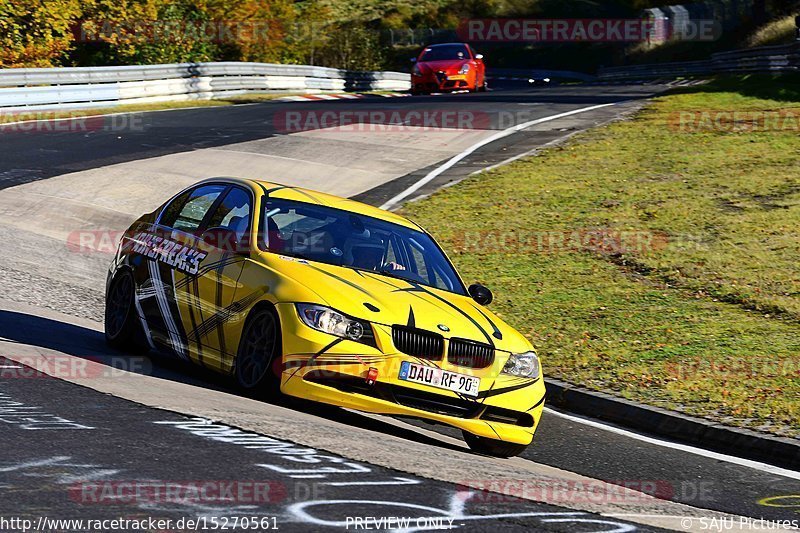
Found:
<box><xmin>410</xmin><ymin>57</ymin><xmax>417</xmax><ymax>63</ymax></box>
<box><xmin>201</xmin><ymin>227</ymin><xmax>247</xmax><ymax>255</ymax></box>
<box><xmin>475</xmin><ymin>54</ymin><xmax>484</xmax><ymax>60</ymax></box>
<box><xmin>468</xmin><ymin>284</ymin><xmax>493</xmax><ymax>306</ymax></box>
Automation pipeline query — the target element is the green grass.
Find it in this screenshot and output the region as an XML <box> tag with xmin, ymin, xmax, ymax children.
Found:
<box><xmin>401</xmin><ymin>75</ymin><xmax>800</xmax><ymax>437</ymax></box>
<box><xmin>746</xmin><ymin>15</ymin><xmax>797</xmax><ymax>48</ymax></box>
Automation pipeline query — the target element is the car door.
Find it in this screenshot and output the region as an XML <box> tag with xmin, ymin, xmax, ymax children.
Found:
<box><xmin>133</xmin><ymin>183</ymin><xmax>228</xmax><ymax>361</ymax></box>
<box><xmin>182</xmin><ymin>185</ymin><xmax>255</xmax><ymax>371</ymax></box>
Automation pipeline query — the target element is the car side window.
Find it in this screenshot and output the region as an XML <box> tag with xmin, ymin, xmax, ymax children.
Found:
<box><xmin>160</xmin><ymin>185</ymin><xmax>226</xmax><ymax>234</ymax></box>
<box><xmin>205</xmin><ymin>187</ymin><xmax>253</xmax><ymax>243</ymax></box>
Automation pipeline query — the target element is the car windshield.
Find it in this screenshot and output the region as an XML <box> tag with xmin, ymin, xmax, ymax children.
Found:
<box><xmin>262</xmin><ymin>198</ymin><xmax>466</xmax><ymax>295</ymax></box>
<box><xmin>419</xmin><ymin>45</ymin><xmax>469</xmax><ymax>62</ymax></box>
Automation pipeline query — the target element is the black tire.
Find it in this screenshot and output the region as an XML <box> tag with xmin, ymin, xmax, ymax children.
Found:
<box><xmin>235</xmin><ymin>307</ymin><xmax>282</xmax><ymax>395</ymax></box>
<box><xmin>463</xmin><ymin>431</ymin><xmax>529</xmax><ymax>458</ymax></box>
<box><xmin>477</xmin><ymin>78</ymin><xmax>488</xmax><ymax>92</ymax></box>
<box><xmin>105</xmin><ymin>270</ymin><xmax>148</xmax><ymax>353</ymax></box>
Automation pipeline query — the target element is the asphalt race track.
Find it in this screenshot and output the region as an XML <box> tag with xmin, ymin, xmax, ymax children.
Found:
<box><xmin>0</xmin><ymin>82</ymin><xmax>798</xmax><ymax>532</ymax></box>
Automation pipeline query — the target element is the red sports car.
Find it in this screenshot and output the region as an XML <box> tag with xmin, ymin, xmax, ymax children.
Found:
<box><xmin>411</xmin><ymin>43</ymin><xmax>487</xmax><ymax>95</ymax></box>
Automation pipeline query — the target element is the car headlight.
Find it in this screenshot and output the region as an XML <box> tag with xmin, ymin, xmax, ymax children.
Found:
<box><xmin>459</xmin><ymin>63</ymin><xmax>470</xmax><ymax>74</ymax></box>
<box><xmin>412</xmin><ymin>64</ymin><xmax>422</xmax><ymax>76</ymax></box>
<box><xmin>296</xmin><ymin>304</ymin><xmax>373</xmax><ymax>344</ymax></box>
<box><xmin>502</xmin><ymin>351</ymin><xmax>540</xmax><ymax>379</ymax></box>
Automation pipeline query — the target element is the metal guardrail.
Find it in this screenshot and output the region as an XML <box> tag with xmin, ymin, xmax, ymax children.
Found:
<box><xmin>487</xmin><ymin>68</ymin><xmax>597</xmax><ymax>82</ymax></box>
<box><xmin>598</xmin><ymin>42</ymin><xmax>799</xmax><ymax>80</ymax></box>
<box><xmin>0</xmin><ymin>62</ymin><xmax>411</xmax><ymax>111</ymax></box>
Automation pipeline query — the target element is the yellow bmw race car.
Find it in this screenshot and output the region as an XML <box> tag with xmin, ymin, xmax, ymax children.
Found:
<box><xmin>105</xmin><ymin>177</ymin><xmax>544</xmax><ymax>457</ymax></box>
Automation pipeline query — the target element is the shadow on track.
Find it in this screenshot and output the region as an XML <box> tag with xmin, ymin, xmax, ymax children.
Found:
<box><xmin>0</xmin><ymin>309</ymin><xmax>468</xmax><ymax>454</ymax></box>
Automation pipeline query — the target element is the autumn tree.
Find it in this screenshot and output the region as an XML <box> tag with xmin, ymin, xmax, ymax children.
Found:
<box><xmin>0</xmin><ymin>0</ymin><xmax>82</xmax><ymax>67</ymax></box>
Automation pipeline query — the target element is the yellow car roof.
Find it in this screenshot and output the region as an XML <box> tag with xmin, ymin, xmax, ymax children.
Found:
<box><xmin>253</xmin><ymin>179</ymin><xmax>421</xmax><ymax>231</ymax></box>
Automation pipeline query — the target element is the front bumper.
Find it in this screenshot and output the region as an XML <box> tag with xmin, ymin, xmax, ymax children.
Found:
<box><xmin>276</xmin><ymin>303</ymin><xmax>545</xmax><ymax>445</ymax></box>
<box><xmin>412</xmin><ymin>73</ymin><xmax>472</xmax><ymax>93</ymax></box>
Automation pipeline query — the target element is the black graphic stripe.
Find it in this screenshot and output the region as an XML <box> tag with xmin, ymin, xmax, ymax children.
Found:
<box><xmin>526</xmin><ymin>394</ymin><xmax>546</xmax><ymax>412</ymax></box>
<box><xmin>164</xmin><ymin>264</ymin><xmax>190</xmax><ymax>358</ymax></box>
<box><xmin>413</xmin><ymin>357</ymin><xmax>440</xmax><ymax>369</ymax></box>
<box><xmin>307</xmin><ymin>265</ymin><xmax>373</xmax><ymax>298</ymax></box>
<box><xmin>479</xmin><ymin>380</ymin><xmax>496</xmax><ymax>405</ymax></box>
<box><xmin>395</xmin><ymin>282</ymin><xmax>494</xmax><ymax>346</ymax></box>
<box><xmin>290</xmin><ymin>187</ymin><xmax>325</xmax><ymax>204</ymax></box>
<box><xmin>174</xmin><ymin>256</ymin><xmax>242</xmax><ymax>289</ymax></box>
<box><xmin>475</xmin><ymin>379</ymin><xmax>537</xmax><ymax>399</ymax></box>
<box><xmin>309</xmin><ymin>338</ymin><xmax>343</xmax><ymax>363</ymax></box>
<box><xmin>285</xmin><ymin>338</ymin><xmax>343</xmax><ymax>385</ymax></box>
<box><xmin>183</xmin><ymin>274</ymin><xmax>203</xmax><ymax>365</ymax></box>
<box><xmin>188</xmin><ymin>289</ymin><xmax>265</xmax><ymax>340</ymax></box>
<box><xmin>485</xmin><ymin>421</ymin><xmax>503</xmax><ymax>439</ymax></box>
<box><xmin>471</xmin><ymin>304</ymin><xmax>503</xmax><ymax>340</ymax></box>
<box><xmin>362</xmin><ymin>271</ymin><xmax>408</xmax><ymax>290</ymax></box>
<box><xmin>214</xmin><ymin>254</ymin><xmax>227</xmax><ymax>357</ymax></box>
<box><xmin>309</xmin><ymin>359</ymin><xmax>380</xmax><ymax>367</ymax></box>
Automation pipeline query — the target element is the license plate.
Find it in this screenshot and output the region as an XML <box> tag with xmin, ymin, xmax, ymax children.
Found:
<box><xmin>398</xmin><ymin>361</ymin><xmax>479</xmax><ymax>397</ymax></box>
<box><xmin>447</xmin><ymin>75</ymin><xmax>467</xmax><ymax>80</ymax></box>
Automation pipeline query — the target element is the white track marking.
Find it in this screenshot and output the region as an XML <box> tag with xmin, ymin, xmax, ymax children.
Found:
<box><xmin>469</xmin><ymin>106</ymin><xmax>634</xmax><ymax>176</ymax></box>
<box><xmin>321</xmin><ymin>477</ymin><xmax>421</xmax><ymax>487</ymax></box>
<box><xmin>470</xmin><ymin>131</ymin><xmax>583</xmax><ymax>176</ymax></box>
<box><xmin>0</xmin><ymin>365</ymin><xmax>21</xmax><ymax>369</ymax></box>
<box><xmin>379</xmin><ymin>103</ymin><xmax>616</xmax><ymax>210</ymax></box>
<box><xmin>545</xmin><ymin>407</ymin><xmax>800</xmax><ymax>481</ymax></box>
<box><xmin>278</xmin><ymin>96</ymin><xmax>313</xmax><ymax>102</ymax></box>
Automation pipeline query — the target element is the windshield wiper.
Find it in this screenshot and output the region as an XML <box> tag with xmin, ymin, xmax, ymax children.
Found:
<box><xmin>276</xmin><ymin>251</ymin><xmax>314</xmax><ymax>262</ymax></box>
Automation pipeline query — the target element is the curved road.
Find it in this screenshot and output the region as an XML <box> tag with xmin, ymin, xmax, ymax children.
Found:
<box><xmin>0</xmin><ymin>83</ymin><xmax>798</xmax><ymax>532</ymax></box>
